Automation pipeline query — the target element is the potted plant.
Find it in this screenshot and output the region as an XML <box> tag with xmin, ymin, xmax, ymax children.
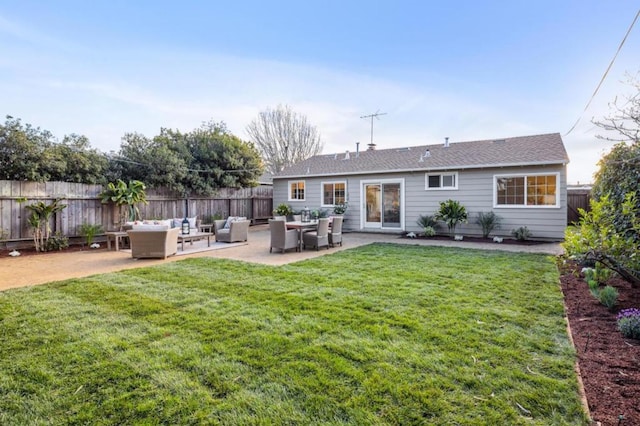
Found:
<box><xmin>333</xmin><ymin>202</ymin><xmax>348</xmax><ymax>215</ymax></box>
<box><xmin>100</xmin><ymin>180</ymin><xmax>148</xmax><ymax>230</ymax></box>
<box><xmin>273</xmin><ymin>203</ymin><xmax>293</xmax><ymax>218</ymax></box>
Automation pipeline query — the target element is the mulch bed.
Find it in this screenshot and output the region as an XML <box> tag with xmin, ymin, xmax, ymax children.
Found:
<box><xmin>402</xmin><ymin>234</ymin><xmax>548</xmax><ymax>245</ymax></box>
<box><xmin>560</xmin><ymin>263</ymin><xmax>640</xmax><ymax>425</ymax></box>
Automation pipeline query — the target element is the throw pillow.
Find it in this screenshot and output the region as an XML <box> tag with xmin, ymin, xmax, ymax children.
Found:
<box><xmin>188</xmin><ymin>216</ymin><xmax>197</xmax><ymax>229</ymax></box>
<box><xmin>223</xmin><ymin>216</ymin><xmax>236</xmax><ymax>229</ymax></box>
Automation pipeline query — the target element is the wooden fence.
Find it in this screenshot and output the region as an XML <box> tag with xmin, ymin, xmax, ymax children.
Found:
<box><xmin>0</xmin><ymin>181</ymin><xmax>272</xmax><ymax>241</ymax></box>
<box><xmin>567</xmin><ymin>189</ymin><xmax>591</xmax><ymax>224</ymax></box>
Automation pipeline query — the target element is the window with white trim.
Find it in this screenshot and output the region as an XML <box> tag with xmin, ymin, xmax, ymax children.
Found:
<box><xmin>425</xmin><ymin>172</ymin><xmax>458</xmax><ymax>190</ymax></box>
<box><xmin>495</xmin><ymin>174</ymin><xmax>558</xmax><ymax>207</ymax></box>
<box><xmin>288</xmin><ymin>180</ymin><xmax>305</xmax><ymax>201</ymax></box>
<box><xmin>322</xmin><ymin>181</ymin><xmax>346</xmax><ymax>206</ymax></box>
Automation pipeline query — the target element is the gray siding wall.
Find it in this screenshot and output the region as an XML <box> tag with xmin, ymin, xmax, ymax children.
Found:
<box><xmin>273</xmin><ymin>164</ymin><xmax>567</xmax><ymax>240</ymax></box>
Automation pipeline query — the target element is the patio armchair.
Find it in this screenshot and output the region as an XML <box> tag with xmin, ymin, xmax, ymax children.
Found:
<box><xmin>214</xmin><ymin>218</ymin><xmax>250</xmax><ymax>243</ymax></box>
<box><xmin>302</xmin><ymin>218</ymin><xmax>330</xmax><ymax>250</ymax></box>
<box><xmin>126</xmin><ymin>227</ymin><xmax>180</xmax><ymax>259</ymax></box>
<box><xmin>269</xmin><ymin>219</ymin><xmax>299</xmax><ymax>253</ymax></box>
<box><xmin>329</xmin><ymin>216</ymin><xmax>343</xmax><ymax>247</ymax></box>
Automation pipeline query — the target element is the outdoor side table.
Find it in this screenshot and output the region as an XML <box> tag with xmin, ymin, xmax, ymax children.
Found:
<box><xmin>105</xmin><ymin>231</ymin><xmax>129</xmax><ymax>251</ymax></box>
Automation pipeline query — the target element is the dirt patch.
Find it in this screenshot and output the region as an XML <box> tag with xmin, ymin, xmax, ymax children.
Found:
<box><xmin>560</xmin><ymin>263</ymin><xmax>640</xmax><ymax>425</ymax></box>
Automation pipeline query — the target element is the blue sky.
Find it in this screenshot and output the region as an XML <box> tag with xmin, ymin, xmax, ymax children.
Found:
<box><xmin>1</xmin><ymin>1</ymin><xmax>638</xmax><ymax>184</ymax></box>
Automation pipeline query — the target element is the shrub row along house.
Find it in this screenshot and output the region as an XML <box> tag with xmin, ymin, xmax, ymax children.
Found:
<box><xmin>272</xmin><ymin>133</ymin><xmax>569</xmax><ymax>240</ymax></box>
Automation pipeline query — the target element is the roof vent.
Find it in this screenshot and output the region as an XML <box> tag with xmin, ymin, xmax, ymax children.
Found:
<box><xmin>424</xmin><ymin>149</ymin><xmax>431</xmax><ymax>158</ymax></box>
<box><xmin>344</xmin><ymin>150</ymin><xmax>350</xmax><ymax>160</ymax></box>
<box><xmin>493</xmin><ymin>139</ymin><xmax>506</xmax><ymax>144</ymax></box>
<box><xmin>444</xmin><ymin>137</ymin><xmax>450</xmax><ymax>148</ymax></box>
<box><xmin>367</xmin><ymin>143</ymin><xmax>376</xmax><ymax>151</ymax></box>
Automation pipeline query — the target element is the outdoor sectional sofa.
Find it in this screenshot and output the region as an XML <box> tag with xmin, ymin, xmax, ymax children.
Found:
<box><xmin>126</xmin><ymin>227</ymin><xmax>180</xmax><ymax>259</ymax></box>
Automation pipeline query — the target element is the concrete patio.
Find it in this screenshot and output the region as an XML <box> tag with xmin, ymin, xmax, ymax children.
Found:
<box><xmin>0</xmin><ymin>224</ymin><xmax>563</xmax><ymax>292</ymax></box>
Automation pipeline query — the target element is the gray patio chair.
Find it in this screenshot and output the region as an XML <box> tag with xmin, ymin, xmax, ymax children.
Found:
<box><xmin>269</xmin><ymin>219</ymin><xmax>299</xmax><ymax>253</ymax></box>
<box><xmin>329</xmin><ymin>216</ymin><xmax>343</xmax><ymax>247</ymax></box>
<box><xmin>214</xmin><ymin>219</ymin><xmax>250</xmax><ymax>243</ymax></box>
<box><xmin>302</xmin><ymin>218</ymin><xmax>330</xmax><ymax>250</ymax></box>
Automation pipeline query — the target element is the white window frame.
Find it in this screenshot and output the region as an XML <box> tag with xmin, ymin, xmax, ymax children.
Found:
<box><xmin>321</xmin><ymin>181</ymin><xmax>347</xmax><ymax>207</ymax></box>
<box><xmin>288</xmin><ymin>180</ymin><xmax>306</xmax><ymax>201</ymax></box>
<box><xmin>425</xmin><ymin>172</ymin><xmax>458</xmax><ymax>190</ymax></box>
<box><xmin>493</xmin><ymin>172</ymin><xmax>560</xmax><ymax>208</ymax></box>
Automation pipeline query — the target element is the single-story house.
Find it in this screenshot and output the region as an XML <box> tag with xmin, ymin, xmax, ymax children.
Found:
<box><xmin>272</xmin><ymin>133</ymin><xmax>569</xmax><ymax>240</ymax></box>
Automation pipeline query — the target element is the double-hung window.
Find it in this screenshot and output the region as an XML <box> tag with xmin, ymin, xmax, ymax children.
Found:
<box><xmin>322</xmin><ymin>181</ymin><xmax>346</xmax><ymax>206</ymax></box>
<box><xmin>288</xmin><ymin>180</ymin><xmax>305</xmax><ymax>201</ymax></box>
<box><xmin>425</xmin><ymin>172</ymin><xmax>458</xmax><ymax>190</ymax></box>
<box><xmin>494</xmin><ymin>173</ymin><xmax>559</xmax><ymax>207</ymax></box>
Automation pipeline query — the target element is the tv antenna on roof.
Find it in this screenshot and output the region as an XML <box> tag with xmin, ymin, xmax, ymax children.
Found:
<box><xmin>360</xmin><ymin>110</ymin><xmax>387</xmax><ymax>148</ymax></box>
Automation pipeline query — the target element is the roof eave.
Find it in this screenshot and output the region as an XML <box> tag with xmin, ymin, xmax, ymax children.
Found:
<box><xmin>273</xmin><ymin>160</ymin><xmax>569</xmax><ymax>180</ymax></box>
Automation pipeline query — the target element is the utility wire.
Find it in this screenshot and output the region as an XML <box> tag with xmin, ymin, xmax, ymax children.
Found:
<box><xmin>106</xmin><ymin>154</ymin><xmax>262</xmax><ymax>173</ymax></box>
<box><xmin>564</xmin><ymin>8</ymin><xmax>640</xmax><ymax>136</ymax></box>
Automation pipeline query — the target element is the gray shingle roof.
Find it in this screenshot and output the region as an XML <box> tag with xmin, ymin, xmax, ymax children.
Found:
<box><xmin>273</xmin><ymin>133</ymin><xmax>569</xmax><ymax>179</ymax></box>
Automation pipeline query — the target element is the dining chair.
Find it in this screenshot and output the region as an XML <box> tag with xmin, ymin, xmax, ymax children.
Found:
<box><xmin>269</xmin><ymin>219</ymin><xmax>299</xmax><ymax>253</ymax></box>
<box><xmin>302</xmin><ymin>218</ymin><xmax>330</xmax><ymax>250</ymax></box>
<box><xmin>328</xmin><ymin>216</ymin><xmax>343</xmax><ymax>247</ymax></box>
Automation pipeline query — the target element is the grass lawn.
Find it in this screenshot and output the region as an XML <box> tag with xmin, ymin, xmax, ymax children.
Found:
<box><xmin>0</xmin><ymin>244</ymin><xmax>588</xmax><ymax>425</ymax></box>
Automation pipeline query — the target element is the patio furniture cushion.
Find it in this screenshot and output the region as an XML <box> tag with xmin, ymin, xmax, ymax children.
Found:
<box><xmin>172</xmin><ymin>216</ymin><xmax>198</xmax><ymax>229</ymax></box>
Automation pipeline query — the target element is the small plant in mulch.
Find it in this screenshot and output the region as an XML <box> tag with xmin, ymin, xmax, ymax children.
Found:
<box><xmin>512</xmin><ymin>226</ymin><xmax>531</xmax><ymax>241</ymax></box>
<box><xmin>617</xmin><ymin>308</ymin><xmax>640</xmax><ymax>340</ymax></box>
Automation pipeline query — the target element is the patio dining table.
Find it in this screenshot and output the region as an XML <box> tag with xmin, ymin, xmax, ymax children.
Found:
<box><xmin>285</xmin><ymin>220</ymin><xmax>319</xmax><ymax>251</ymax></box>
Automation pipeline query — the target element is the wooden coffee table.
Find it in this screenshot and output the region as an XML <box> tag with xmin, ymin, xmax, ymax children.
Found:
<box><xmin>177</xmin><ymin>232</ymin><xmax>213</xmax><ymax>251</ymax></box>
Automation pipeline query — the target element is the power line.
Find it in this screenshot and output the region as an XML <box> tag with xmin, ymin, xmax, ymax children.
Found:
<box><xmin>105</xmin><ymin>154</ymin><xmax>261</xmax><ymax>173</ymax></box>
<box><xmin>564</xmin><ymin>8</ymin><xmax>640</xmax><ymax>136</ymax></box>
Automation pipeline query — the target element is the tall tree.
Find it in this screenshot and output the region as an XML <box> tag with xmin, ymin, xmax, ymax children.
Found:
<box><xmin>0</xmin><ymin>115</ymin><xmax>52</xmax><ymax>181</ymax></box>
<box><xmin>246</xmin><ymin>104</ymin><xmax>323</xmax><ymax>174</ymax></box>
<box><xmin>116</xmin><ymin>121</ymin><xmax>263</xmax><ymax>195</ymax></box>
<box><xmin>46</xmin><ymin>134</ymin><xmax>109</xmax><ymax>184</ymax></box>
<box><xmin>0</xmin><ymin>115</ymin><xmax>108</xmax><ymax>183</ymax></box>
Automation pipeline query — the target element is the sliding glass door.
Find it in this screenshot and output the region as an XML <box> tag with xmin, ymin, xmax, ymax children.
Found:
<box><xmin>363</xmin><ymin>181</ymin><xmax>402</xmax><ymax>229</ymax></box>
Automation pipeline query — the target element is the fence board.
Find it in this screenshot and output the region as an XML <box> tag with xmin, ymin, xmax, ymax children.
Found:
<box><xmin>0</xmin><ymin>181</ymin><xmax>273</xmax><ymax>241</ymax></box>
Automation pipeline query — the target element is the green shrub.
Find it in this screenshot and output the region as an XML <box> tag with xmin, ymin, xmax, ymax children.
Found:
<box><xmin>587</xmin><ymin>279</ymin><xmax>599</xmax><ymax>298</ymax></box>
<box><xmin>597</xmin><ymin>286</ymin><xmax>618</xmax><ymax>311</ymax></box>
<box><xmin>78</xmin><ymin>223</ymin><xmax>103</xmax><ymax>246</ymax></box>
<box><xmin>417</xmin><ymin>214</ymin><xmax>438</xmax><ymax>229</ymax></box>
<box><xmin>512</xmin><ymin>226</ymin><xmax>531</xmax><ymax>241</ymax></box>
<box><xmin>44</xmin><ymin>232</ymin><xmax>69</xmax><ymax>251</ymax></box>
<box><xmin>475</xmin><ymin>211</ymin><xmax>502</xmax><ymax>238</ymax></box>
<box><xmin>617</xmin><ymin>308</ymin><xmax>640</xmax><ymax>339</ymax></box>
<box><xmin>435</xmin><ymin>200</ymin><xmax>468</xmax><ymax>237</ymax></box>
<box><xmin>423</xmin><ymin>226</ymin><xmax>436</xmax><ymax>237</ymax></box>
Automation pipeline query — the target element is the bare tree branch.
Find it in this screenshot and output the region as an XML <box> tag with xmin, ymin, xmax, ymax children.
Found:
<box><xmin>593</xmin><ymin>72</ymin><xmax>640</xmax><ymax>143</ymax></box>
<box><xmin>246</xmin><ymin>105</ymin><xmax>323</xmax><ymax>174</ymax></box>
